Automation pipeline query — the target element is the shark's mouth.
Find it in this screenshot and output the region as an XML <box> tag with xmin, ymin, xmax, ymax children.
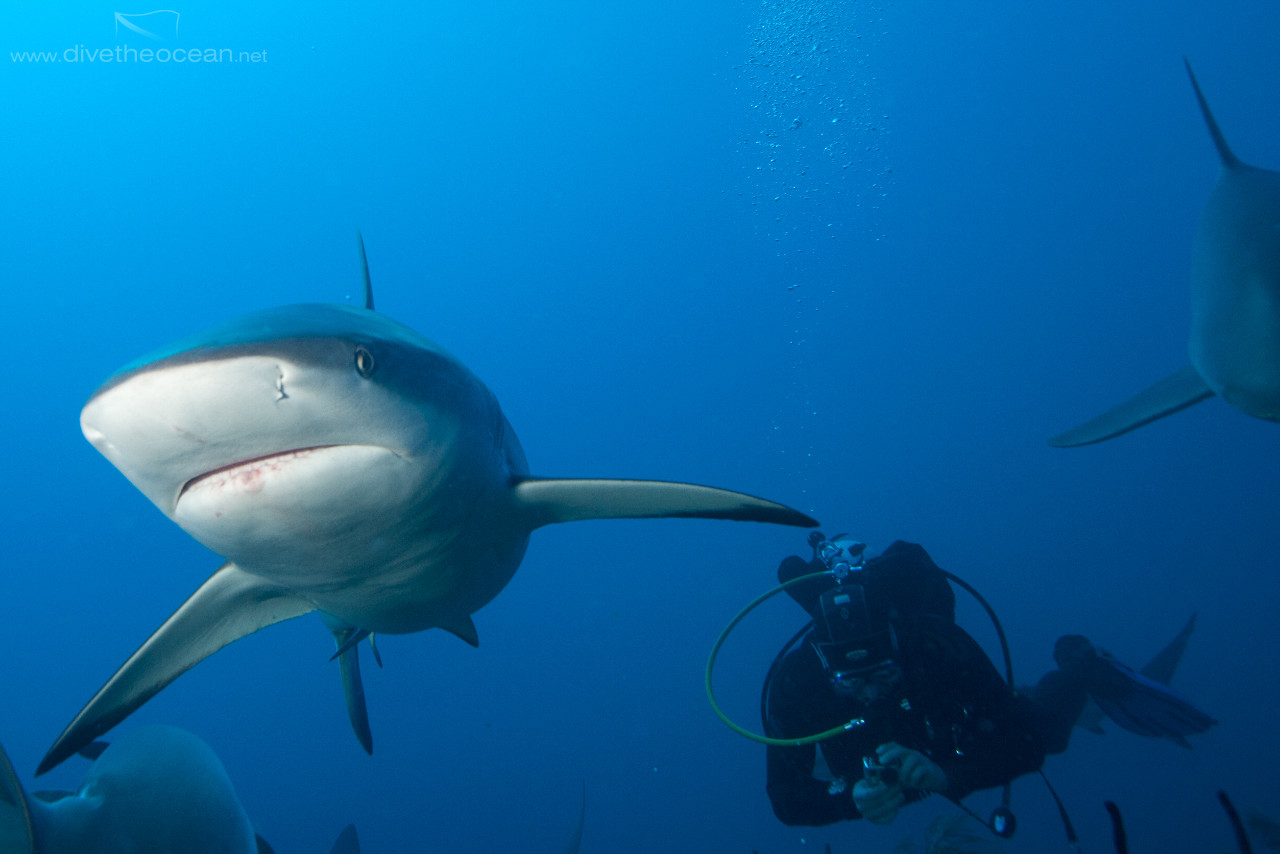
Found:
<box><xmin>179</xmin><ymin>446</ymin><xmax>340</xmax><ymax>501</ymax></box>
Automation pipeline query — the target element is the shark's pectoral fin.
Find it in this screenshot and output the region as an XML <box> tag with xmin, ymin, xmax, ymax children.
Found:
<box><xmin>38</xmin><ymin>563</ymin><xmax>315</xmax><ymax>776</ymax></box>
<box><xmin>1048</xmin><ymin>364</ymin><xmax>1215</xmax><ymax>447</ymax></box>
<box><xmin>510</xmin><ymin>477</ymin><xmax>818</xmax><ymax>529</ymax></box>
<box><xmin>332</xmin><ymin>628</ymin><xmax>374</xmax><ymax>755</ymax></box>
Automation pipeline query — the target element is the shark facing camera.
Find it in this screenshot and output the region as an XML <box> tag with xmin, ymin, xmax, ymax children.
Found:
<box><xmin>38</xmin><ymin>233</ymin><xmax>818</xmax><ymax>776</ymax></box>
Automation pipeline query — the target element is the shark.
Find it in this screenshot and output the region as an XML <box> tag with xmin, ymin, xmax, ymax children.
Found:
<box><xmin>0</xmin><ymin>725</ymin><xmax>290</xmax><ymax>854</ymax></box>
<box><xmin>1049</xmin><ymin>60</ymin><xmax>1280</xmax><ymax>446</ymax></box>
<box><xmin>38</xmin><ymin>237</ymin><xmax>817</xmax><ymax>775</ymax></box>
<box><xmin>4</xmin><ymin>726</ymin><xmax>587</xmax><ymax>854</ymax></box>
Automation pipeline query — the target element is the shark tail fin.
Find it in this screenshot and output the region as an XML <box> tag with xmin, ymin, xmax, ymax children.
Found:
<box><xmin>332</xmin><ymin>628</ymin><xmax>374</xmax><ymax>755</ymax></box>
<box><xmin>1184</xmin><ymin>59</ymin><xmax>1241</xmax><ymax>169</ymax></box>
<box><xmin>0</xmin><ymin>741</ymin><xmax>36</xmax><ymax>854</ymax></box>
<box><xmin>1048</xmin><ymin>364</ymin><xmax>1214</xmax><ymax>447</ymax></box>
<box><xmin>509</xmin><ymin>477</ymin><xmax>817</xmax><ymax>529</ymax></box>
<box><xmin>37</xmin><ymin>563</ymin><xmax>316</xmax><ymax>776</ymax></box>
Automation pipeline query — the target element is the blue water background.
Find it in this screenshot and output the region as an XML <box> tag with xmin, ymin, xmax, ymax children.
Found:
<box><xmin>3</xmin><ymin>1</ymin><xmax>1279</xmax><ymax>852</ymax></box>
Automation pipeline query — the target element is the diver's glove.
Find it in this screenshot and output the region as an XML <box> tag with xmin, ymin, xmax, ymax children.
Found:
<box><xmin>876</xmin><ymin>742</ymin><xmax>948</xmax><ymax>792</ymax></box>
<box><xmin>1056</xmin><ymin>635</ymin><xmax>1217</xmax><ymax>748</ymax></box>
<box><xmin>853</xmin><ymin>777</ymin><xmax>903</xmax><ymax>825</ymax></box>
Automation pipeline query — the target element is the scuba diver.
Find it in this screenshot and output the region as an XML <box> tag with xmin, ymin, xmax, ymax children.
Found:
<box><xmin>761</xmin><ymin>535</ymin><xmax>1217</xmax><ymax>829</ymax></box>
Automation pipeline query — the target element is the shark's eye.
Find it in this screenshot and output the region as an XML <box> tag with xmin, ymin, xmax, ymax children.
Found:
<box><xmin>354</xmin><ymin>346</ymin><xmax>376</xmax><ymax>378</ymax></box>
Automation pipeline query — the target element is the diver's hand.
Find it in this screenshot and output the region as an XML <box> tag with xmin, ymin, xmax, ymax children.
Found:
<box><xmin>853</xmin><ymin>777</ymin><xmax>904</xmax><ymax>825</ymax></box>
<box><xmin>876</xmin><ymin>742</ymin><xmax>948</xmax><ymax>793</ymax></box>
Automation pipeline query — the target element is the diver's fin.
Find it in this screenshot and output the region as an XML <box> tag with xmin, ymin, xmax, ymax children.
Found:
<box><xmin>1089</xmin><ymin>653</ymin><xmax>1217</xmax><ymax>747</ymax></box>
<box><xmin>510</xmin><ymin>477</ymin><xmax>818</xmax><ymax>529</ymax></box>
<box><xmin>1049</xmin><ymin>364</ymin><xmax>1214</xmax><ymax>447</ymax></box>
<box><xmin>0</xmin><ymin>741</ymin><xmax>35</xmax><ymax>854</ymax></box>
<box><xmin>330</xmin><ymin>823</ymin><xmax>361</xmax><ymax>854</ymax></box>
<box><xmin>564</xmin><ymin>784</ymin><xmax>586</xmax><ymax>854</ymax></box>
<box><xmin>1076</xmin><ymin>614</ymin><xmax>1199</xmax><ymax>735</ymax></box>
<box><xmin>1074</xmin><ymin>708</ymin><xmax>1107</xmax><ymax>735</ymax></box>
<box><xmin>38</xmin><ymin>563</ymin><xmax>316</xmax><ymax>775</ymax></box>
<box><xmin>332</xmin><ymin>628</ymin><xmax>374</xmax><ymax>755</ymax></box>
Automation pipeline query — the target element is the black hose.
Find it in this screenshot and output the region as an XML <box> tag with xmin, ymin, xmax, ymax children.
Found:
<box><xmin>1105</xmin><ymin>801</ymin><xmax>1127</xmax><ymax>854</ymax></box>
<box><xmin>1218</xmin><ymin>790</ymin><xmax>1253</xmax><ymax>854</ymax></box>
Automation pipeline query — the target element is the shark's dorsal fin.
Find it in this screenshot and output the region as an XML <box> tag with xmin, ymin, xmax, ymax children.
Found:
<box><xmin>564</xmin><ymin>784</ymin><xmax>586</xmax><ymax>854</ymax></box>
<box><xmin>37</xmin><ymin>563</ymin><xmax>316</xmax><ymax>776</ymax></box>
<box><xmin>509</xmin><ymin>477</ymin><xmax>818</xmax><ymax>529</ymax></box>
<box><xmin>255</xmin><ymin>833</ymin><xmax>277</xmax><ymax>854</ymax></box>
<box><xmin>356</xmin><ymin>230</ymin><xmax>374</xmax><ymax>311</ymax></box>
<box><xmin>1184</xmin><ymin>59</ymin><xmax>1240</xmax><ymax>169</ymax></box>
<box><xmin>331</xmin><ymin>628</ymin><xmax>374</xmax><ymax>755</ymax></box>
<box><xmin>330</xmin><ymin>824</ymin><xmax>361</xmax><ymax>854</ymax></box>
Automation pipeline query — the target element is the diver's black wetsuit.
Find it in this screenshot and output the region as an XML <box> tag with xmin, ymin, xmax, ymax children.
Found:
<box><xmin>763</xmin><ymin>543</ymin><xmax>1091</xmax><ymax>827</ymax></box>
